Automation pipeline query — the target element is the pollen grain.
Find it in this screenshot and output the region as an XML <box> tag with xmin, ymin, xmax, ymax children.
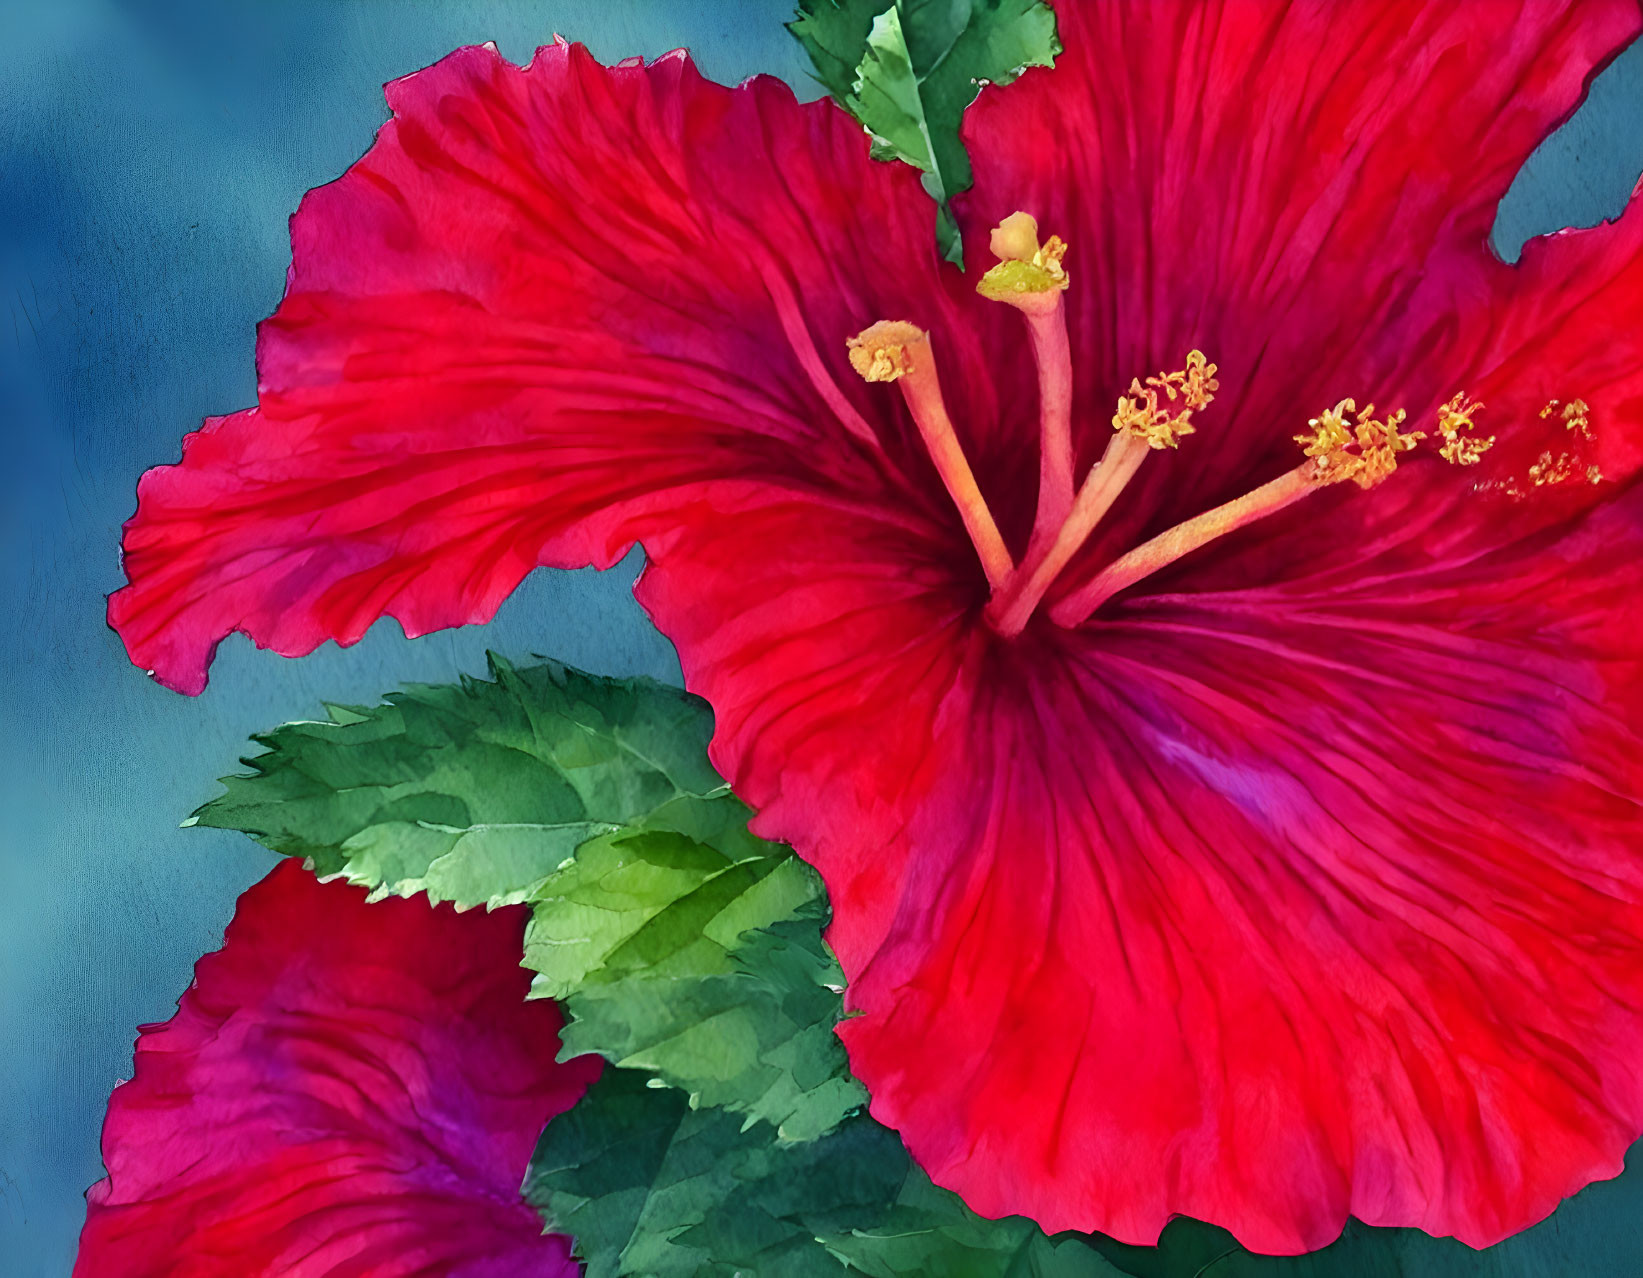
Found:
<box><xmin>1542</xmin><ymin>397</ymin><xmax>1593</xmax><ymax>439</ymax></box>
<box><xmin>1527</xmin><ymin>450</ymin><xmax>1604</xmax><ymax>488</ymax></box>
<box><xmin>1479</xmin><ymin>398</ymin><xmax>1605</xmax><ymax>497</ymax></box>
<box><xmin>1295</xmin><ymin>399</ymin><xmax>1422</xmax><ymax>489</ymax></box>
<box><xmin>1433</xmin><ymin>392</ymin><xmax>1493</xmax><ymax>466</ymax></box>
<box><xmin>847</xmin><ymin>320</ymin><xmax>925</xmax><ymax>383</ymax></box>
<box><xmin>1113</xmin><ymin>350</ymin><xmax>1219</xmax><ymax>450</ymax></box>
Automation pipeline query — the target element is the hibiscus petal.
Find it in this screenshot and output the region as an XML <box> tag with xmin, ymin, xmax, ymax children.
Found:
<box><xmin>74</xmin><ymin>861</ymin><xmax>599</xmax><ymax>1277</ymax></box>
<box><xmin>645</xmin><ymin>459</ymin><xmax>1643</xmax><ymax>1253</ymax></box>
<box><xmin>638</xmin><ymin>17</ymin><xmax>1643</xmax><ymax>1234</ymax></box>
<box><xmin>764</xmin><ymin>6</ymin><xmax>1643</xmax><ymax>1248</ymax></box>
<box><xmin>956</xmin><ymin>0</ymin><xmax>1643</xmax><ymax>543</ymax></box>
<box><xmin>109</xmin><ymin>41</ymin><xmax>1028</xmax><ymax>694</ymax></box>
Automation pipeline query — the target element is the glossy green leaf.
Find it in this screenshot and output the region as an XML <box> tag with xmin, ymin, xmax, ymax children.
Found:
<box><xmin>526</xmin><ymin>1067</ymin><xmax>1127</xmax><ymax>1278</ymax></box>
<box><xmin>788</xmin><ymin>0</ymin><xmax>883</xmax><ymax>102</ymax></box>
<box><xmin>789</xmin><ymin>0</ymin><xmax>1060</xmax><ymax>263</ymax></box>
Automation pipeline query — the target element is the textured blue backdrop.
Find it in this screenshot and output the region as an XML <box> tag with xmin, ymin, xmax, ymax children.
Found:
<box><xmin>1</xmin><ymin>3</ymin><xmax>1639</xmax><ymax>1275</ymax></box>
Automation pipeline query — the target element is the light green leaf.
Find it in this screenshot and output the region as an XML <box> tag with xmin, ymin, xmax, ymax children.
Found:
<box><xmin>525</xmin><ymin>792</ymin><xmax>865</xmax><ymax>1141</ymax></box>
<box><xmin>522</xmin><ymin>794</ymin><xmax>788</xmax><ymax>996</ymax></box>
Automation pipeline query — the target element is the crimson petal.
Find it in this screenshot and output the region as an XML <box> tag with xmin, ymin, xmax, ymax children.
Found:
<box><xmin>647</xmin><ymin>473</ymin><xmax>1643</xmax><ymax>1257</ymax></box>
<box><xmin>107</xmin><ymin>40</ymin><xmax>1018</xmax><ymax>695</ymax></box>
<box><xmin>652</xmin><ymin>3</ymin><xmax>1643</xmax><ymax>1253</ymax></box>
<box><xmin>74</xmin><ymin>862</ymin><xmax>598</xmax><ymax>1277</ymax></box>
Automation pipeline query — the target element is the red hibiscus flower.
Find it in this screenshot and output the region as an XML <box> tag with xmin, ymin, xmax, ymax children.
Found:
<box><xmin>74</xmin><ymin>861</ymin><xmax>599</xmax><ymax>1276</ymax></box>
<box><xmin>107</xmin><ymin>1</ymin><xmax>1643</xmax><ymax>1255</ymax></box>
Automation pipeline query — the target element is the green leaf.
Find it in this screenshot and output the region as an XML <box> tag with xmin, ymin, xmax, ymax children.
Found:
<box><xmin>789</xmin><ymin>0</ymin><xmax>1060</xmax><ymax>264</ymax></box>
<box><xmin>196</xmin><ymin>655</ymin><xmax>865</xmax><ymax>1140</ymax></box>
<box><xmin>527</xmin><ymin>1067</ymin><xmax>1127</xmax><ymax>1278</ymax></box>
<box><xmin>189</xmin><ymin>656</ymin><xmax>722</xmax><ymax>909</ymax></box>
<box><xmin>830</xmin><ymin>1167</ymin><xmax>1123</xmax><ymax>1278</ymax></box>
<box><xmin>788</xmin><ymin>0</ymin><xmax>883</xmax><ymax>102</ymax></box>
<box><xmin>525</xmin><ymin>793</ymin><xmax>867</xmax><ymax>1141</ymax></box>
<box><xmin>522</xmin><ymin>794</ymin><xmax>794</xmax><ymax>996</ymax></box>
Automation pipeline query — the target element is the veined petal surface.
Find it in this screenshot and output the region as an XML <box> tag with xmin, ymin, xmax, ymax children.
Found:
<box><xmin>108</xmin><ymin>41</ymin><xmax>1024</xmax><ymax>695</ymax></box>
<box><xmin>74</xmin><ymin>862</ymin><xmax>599</xmax><ymax>1277</ymax></box>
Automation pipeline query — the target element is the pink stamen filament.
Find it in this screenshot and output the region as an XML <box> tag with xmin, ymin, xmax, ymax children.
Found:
<box><xmin>898</xmin><ymin>340</ymin><xmax>1016</xmax><ymax>590</ymax></box>
<box><xmin>1024</xmin><ymin>297</ymin><xmax>1076</xmax><ymax>542</ymax></box>
<box><xmin>1048</xmin><ymin>462</ymin><xmax>1318</xmax><ymax>626</ymax></box>
<box><xmin>986</xmin><ymin>431</ymin><xmax>1149</xmax><ymax>636</ymax></box>
<box><xmin>856</xmin><ymin>223</ymin><xmax>1249</xmax><ymax>630</ymax></box>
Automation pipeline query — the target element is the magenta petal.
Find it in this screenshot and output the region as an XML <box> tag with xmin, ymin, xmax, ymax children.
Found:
<box><xmin>74</xmin><ymin>861</ymin><xmax>598</xmax><ymax>1277</ymax></box>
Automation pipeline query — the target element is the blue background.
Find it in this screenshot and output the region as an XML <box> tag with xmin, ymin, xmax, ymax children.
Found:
<box><xmin>0</xmin><ymin>2</ymin><xmax>1640</xmax><ymax>1274</ymax></box>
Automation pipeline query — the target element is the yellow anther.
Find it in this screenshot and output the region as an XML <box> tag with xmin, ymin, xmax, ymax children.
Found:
<box><xmin>977</xmin><ymin>213</ymin><xmax>1070</xmax><ymax>309</ymax></box>
<box><xmin>1541</xmin><ymin>397</ymin><xmax>1593</xmax><ymax>440</ymax></box>
<box><xmin>1112</xmin><ymin>350</ymin><xmax>1219</xmax><ymax>449</ymax></box>
<box><xmin>1150</xmin><ymin>349</ymin><xmax>1219</xmax><ymax>412</ymax></box>
<box><xmin>1481</xmin><ymin>398</ymin><xmax>1604</xmax><ymax>495</ymax></box>
<box><xmin>1296</xmin><ymin>402</ymin><xmax>1355</xmax><ymax>462</ymax></box>
<box><xmin>846</xmin><ymin>320</ymin><xmax>926</xmax><ymax>382</ymax></box>
<box><xmin>1034</xmin><ymin>235</ymin><xmax>1069</xmax><ymax>284</ymax></box>
<box><xmin>1296</xmin><ymin>399</ymin><xmax>1422</xmax><ymax>489</ymax></box>
<box><xmin>1433</xmin><ymin>392</ymin><xmax>1493</xmax><ymax>465</ymax></box>
<box><xmin>1526</xmin><ymin>449</ymin><xmax>1604</xmax><ymax>488</ymax></box>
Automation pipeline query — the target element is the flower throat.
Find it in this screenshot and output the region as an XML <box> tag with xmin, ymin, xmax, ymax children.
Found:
<box><xmin>846</xmin><ymin>210</ymin><xmax>1539</xmax><ymax>637</ymax></box>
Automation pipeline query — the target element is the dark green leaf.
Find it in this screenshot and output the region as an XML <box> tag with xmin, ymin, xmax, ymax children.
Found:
<box><xmin>789</xmin><ymin>0</ymin><xmax>1060</xmax><ymax>263</ymax></box>
<box><xmin>788</xmin><ymin>0</ymin><xmax>883</xmax><ymax>102</ymax></box>
<box><xmin>831</xmin><ymin>1166</ymin><xmax>1121</xmax><ymax>1278</ymax></box>
<box><xmin>527</xmin><ymin>1067</ymin><xmax>1127</xmax><ymax>1278</ymax></box>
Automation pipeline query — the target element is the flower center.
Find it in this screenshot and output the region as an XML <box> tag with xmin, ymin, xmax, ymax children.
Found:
<box><xmin>842</xmin><ymin>212</ymin><xmax>1591</xmax><ymax>636</ymax></box>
